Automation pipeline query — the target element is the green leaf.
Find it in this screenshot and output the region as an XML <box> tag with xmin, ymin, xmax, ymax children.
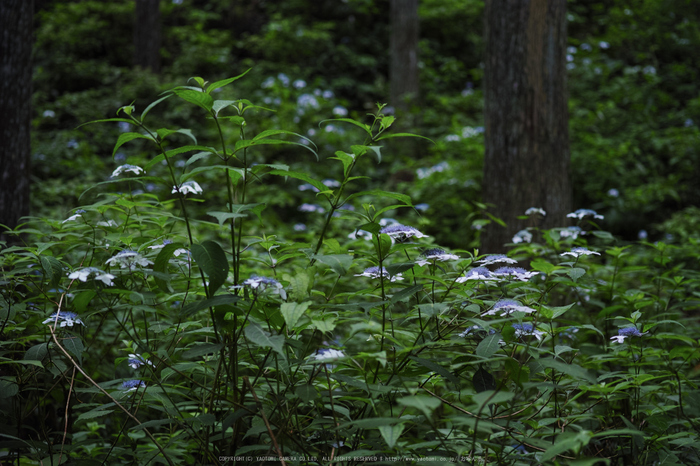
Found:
<box><xmin>268</xmin><ymin>169</ymin><xmax>326</xmax><ymax>192</ymax></box>
<box><xmin>313</xmin><ymin>254</ymin><xmax>353</xmax><ymax>276</ymax></box>
<box><xmin>345</xmin><ymin>189</ymin><xmax>413</xmax><ymax>206</ymax></box>
<box><xmin>541</xmin><ymin>303</ymin><xmax>575</xmax><ymax>320</ymax></box>
<box><xmin>173</xmin><ymin>89</ymin><xmax>214</xmax><ymax>111</ymax></box>
<box><xmin>473</xmin><ymin>367</ymin><xmax>496</xmax><ymax>392</ymax></box>
<box><xmin>531</xmin><ymin>259</ymin><xmax>559</xmax><ymax>274</ymax></box>
<box><xmin>205</xmin><ymin>69</ymin><xmax>251</xmax><ymax>94</ymax></box>
<box><xmin>375</xmin><ymin>132</ymin><xmax>434</xmax><ymax>143</ymax></box>
<box><xmin>212</xmin><ymin>100</ymin><xmax>238</xmax><ymax>116</ymax></box>
<box><xmin>244</xmin><ymin>322</ymin><xmax>285</xmax><ymax>356</ymax></box>
<box><xmin>378</xmin><ymin>424</ymin><xmax>405</xmax><ymax>449</ymax></box>
<box><xmin>153</xmin><ymin>243</ymin><xmax>185</xmax><ymax>293</ymax></box>
<box><xmin>24</xmin><ymin>343</ymin><xmax>48</xmax><ymax>364</ymax></box>
<box><xmin>234</xmin><ymin>137</ymin><xmax>318</xmax><ymax>159</ymax></box>
<box><xmin>112</xmin><ymin>132</ymin><xmax>153</xmax><ymax>157</ymax></box>
<box><xmin>77</xmin><ymin>409</ymin><xmax>114</xmax><ymax>422</ymax></box>
<box><xmin>281</xmin><ymin>301</ymin><xmax>311</xmax><ymax>330</ymax></box>
<box><xmin>140</xmin><ymin>94</ymin><xmax>171</xmax><ymax>122</ymax></box>
<box><xmin>541</xmin><ymin>431</ymin><xmax>593</xmax><ymax>462</ymax></box>
<box><xmin>40</xmin><ymin>256</ymin><xmax>63</xmax><ymax>289</ymax></box>
<box><xmin>476</xmin><ymin>333</ymin><xmax>502</xmax><ymax>359</ymax></box>
<box><xmin>295</xmin><ymin>384</ymin><xmax>317</xmax><ymax>403</ymax></box>
<box><xmin>320</xmin><ymin>118</ymin><xmax>372</xmax><ymax>136</ymax></box>
<box><xmin>397</xmin><ymin>396</ymin><xmax>441</xmax><ymax>418</ymax></box>
<box><xmin>409</xmin><ymin>356</ymin><xmax>460</xmax><ymax>386</ymax></box>
<box><xmin>472</xmin><ymin>390</ymin><xmax>514</xmax><ymax>409</ymax></box>
<box><xmin>190</xmin><ymin>240</ymin><xmax>229</xmax><ymax>296</ymax></box>
<box><xmin>63</xmin><ymin>336</ymin><xmax>84</xmax><ymax>366</ymax></box>
<box><xmin>536</xmin><ymin>358</ymin><xmax>596</xmax><ymax>383</ymax></box>
<box><xmin>179</xmin><ymin>294</ymin><xmax>240</xmax><ymax>318</ymax></box>
<box><xmin>73</xmin><ymin>290</ymin><xmax>96</xmax><ymax>313</ymax></box>
<box><xmin>390</xmin><ymin>284</ymin><xmax>422</xmax><ymax>304</ymax></box>
<box><xmin>565</xmin><ymin>267</ymin><xmax>586</xmax><ymax>282</ymax></box>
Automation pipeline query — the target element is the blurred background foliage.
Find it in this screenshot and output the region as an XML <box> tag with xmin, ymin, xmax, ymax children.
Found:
<box><xmin>31</xmin><ymin>0</ymin><xmax>700</xmax><ymax>248</ymax></box>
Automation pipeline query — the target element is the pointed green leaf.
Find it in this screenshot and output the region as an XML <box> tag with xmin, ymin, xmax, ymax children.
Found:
<box><xmin>375</xmin><ymin>132</ymin><xmax>434</xmax><ymax>143</ymax></box>
<box><xmin>476</xmin><ymin>333</ymin><xmax>502</xmax><ymax>359</ymax></box>
<box><xmin>140</xmin><ymin>94</ymin><xmax>172</xmax><ymax>122</ymax></box>
<box><xmin>390</xmin><ymin>284</ymin><xmax>422</xmax><ymax>304</ymax></box>
<box><xmin>190</xmin><ymin>240</ymin><xmax>229</xmax><ymax>296</ymax></box>
<box><xmin>473</xmin><ymin>367</ymin><xmax>496</xmax><ymax>392</ymax></box>
<box><xmin>313</xmin><ymin>254</ymin><xmax>353</xmax><ymax>276</ymax></box>
<box><xmin>268</xmin><ymin>170</ymin><xmax>326</xmax><ymax>192</ymax></box>
<box><xmin>212</xmin><ymin>100</ymin><xmax>238</xmax><ymax>116</ymax></box>
<box><xmin>320</xmin><ymin>118</ymin><xmax>372</xmax><ymax>135</ymax></box>
<box><xmin>397</xmin><ymin>396</ymin><xmax>441</xmax><ymax>418</ymax></box>
<box><xmin>63</xmin><ymin>336</ymin><xmax>84</xmax><ymax>366</ymax></box>
<box><xmin>244</xmin><ymin>322</ymin><xmax>285</xmax><ymax>356</ymax></box>
<box><xmin>378</xmin><ymin>424</ymin><xmax>405</xmax><ymax>449</ymax></box>
<box><xmin>205</xmin><ymin>69</ymin><xmax>252</xmax><ymax>94</ymax></box>
<box><xmin>409</xmin><ymin>356</ymin><xmax>460</xmax><ymax>386</ymax></box>
<box><xmin>472</xmin><ymin>390</ymin><xmax>514</xmax><ymax>409</ymax></box>
<box><xmin>153</xmin><ymin>243</ymin><xmax>186</xmax><ymax>293</ymax></box>
<box><xmin>112</xmin><ymin>132</ymin><xmax>153</xmax><ymax>157</ymax></box>
<box><xmin>281</xmin><ymin>301</ymin><xmax>311</xmax><ymax>330</ymax></box>
<box><xmin>40</xmin><ymin>256</ymin><xmax>63</xmax><ymax>289</ymax></box>
<box><xmin>173</xmin><ymin>89</ymin><xmax>214</xmax><ymax>111</ymax></box>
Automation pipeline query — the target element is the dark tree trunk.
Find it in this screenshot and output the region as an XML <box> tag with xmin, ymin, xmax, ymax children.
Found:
<box><xmin>134</xmin><ymin>0</ymin><xmax>161</xmax><ymax>73</ymax></box>
<box><xmin>0</xmin><ymin>0</ymin><xmax>33</xmax><ymax>243</ymax></box>
<box><xmin>390</xmin><ymin>0</ymin><xmax>419</xmax><ymax>112</ymax></box>
<box><xmin>482</xmin><ymin>0</ymin><xmax>571</xmax><ymax>253</ymax></box>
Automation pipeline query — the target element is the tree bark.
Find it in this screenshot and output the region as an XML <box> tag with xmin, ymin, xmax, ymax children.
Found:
<box><xmin>0</xmin><ymin>0</ymin><xmax>33</xmax><ymax>243</ymax></box>
<box><xmin>134</xmin><ymin>0</ymin><xmax>161</xmax><ymax>73</ymax></box>
<box><xmin>481</xmin><ymin>0</ymin><xmax>571</xmax><ymax>253</ymax></box>
<box><xmin>390</xmin><ymin>0</ymin><xmax>419</xmax><ymax>112</ymax></box>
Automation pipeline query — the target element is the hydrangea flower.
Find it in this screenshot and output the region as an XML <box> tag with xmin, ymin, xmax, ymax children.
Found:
<box><xmin>111</xmin><ymin>164</ymin><xmax>144</xmax><ymax>178</ymax></box>
<box><xmin>96</xmin><ymin>220</ymin><xmax>118</xmax><ymax>228</ymax></box>
<box><xmin>415</xmin><ymin>248</ymin><xmax>459</xmax><ymax>267</ymax></box>
<box><xmin>560</xmin><ymin>247</ymin><xmax>600</xmax><ymax>258</ymax></box>
<box><xmin>43</xmin><ymin>311</ymin><xmax>85</xmax><ymax>327</ymax></box>
<box><xmin>298</xmin><ymin>203</ymin><xmax>325</xmax><ymax>213</ymax></box>
<box><xmin>610</xmin><ymin>327</ymin><xmax>648</xmax><ymax>344</ymax></box>
<box><xmin>127</xmin><ymin>353</ymin><xmax>155</xmax><ymax>370</ymax></box>
<box><xmin>122</xmin><ymin>379</ymin><xmax>146</xmax><ymax>392</ymax></box>
<box><xmin>559</xmin><ymin>226</ymin><xmax>584</xmax><ymax>239</ymax></box>
<box><xmin>355</xmin><ymin>266</ymin><xmax>403</xmax><ymax>282</ymax></box>
<box><xmin>485</xmin><ymin>299</ymin><xmax>536</xmax><ymax>317</ymax></box>
<box><xmin>242</xmin><ymin>276</ymin><xmax>287</xmax><ymax>299</ymax></box>
<box><xmin>313</xmin><ymin>348</ymin><xmax>345</xmax><ymax>361</ymax></box>
<box><xmin>293</xmin><ymin>223</ymin><xmax>307</xmax><ymax>231</ymax></box>
<box><xmin>148</xmin><ymin>239</ymin><xmax>174</xmax><ymax>250</ymax></box>
<box><xmin>68</xmin><ymin>267</ymin><xmax>115</xmax><ymax>286</ymax></box>
<box><xmin>298</xmin><ymin>183</ymin><xmax>320</xmax><ymax>192</ymax></box>
<box><xmin>493</xmin><ymin>266</ymin><xmax>539</xmax><ymax>281</ymax></box>
<box><xmin>512</xmin><ymin>323</ymin><xmax>545</xmax><ymax>341</ymax></box>
<box><xmin>379</xmin><ymin>224</ymin><xmax>428</xmax><ymax>243</ymax></box>
<box><xmin>105</xmin><ymin>250</ymin><xmax>153</xmax><ymax>270</ymax></box>
<box><xmin>512</xmin><ymin>230</ymin><xmax>533</xmax><ymax>244</ymax></box>
<box><xmin>567</xmin><ymin>209</ymin><xmax>604</xmax><ymax>220</ymax></box>
<box><xmin>172</xmin><ymin>181</ymin><xmax>203</xmax><ymax>195</ymax></box>
<box><xmin>476</xmin><ymin>254</ymin><xmax>517</xmax><ymax>266</ymax></box>
<box><xmin>525</xmin><ymin>207</ymin><xmax>546</xmax><ymax>216</ymax></box>
<box><xmin>322</xmin><ymin>179</ymin><xmax>341</xmax><ymax>188</ymax></box>
<box><xmin>456</xmin><ymin>267</ymin><xmax>495</xmax><ymax>283</ymax></box>
<box><xmin>458</xmin><ymin>325</ymin><xmax>496</xmax><ymax>338</ymax></box>
<box><xmin>62</xmin><ymin>213</ymin><xmax>83</xmax><ymax>224</ymax></box>
<box><xmin>414</xmin><ymin>203</ymin><xmax>429</xmax><ymax>212</ymax></box>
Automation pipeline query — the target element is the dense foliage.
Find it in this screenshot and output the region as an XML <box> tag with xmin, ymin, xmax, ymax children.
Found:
<box><xmin>3</xmin><ymin>0</ymin><xmax>700</xmax><ymax>464</ymax></box>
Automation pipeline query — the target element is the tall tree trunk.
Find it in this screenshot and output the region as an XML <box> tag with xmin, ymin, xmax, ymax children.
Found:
<box><xmin>390</xmin><ymin>0</ymin><xmax>419</xmax><ymax>112</ymax></box>
<box><xmin>482</xmin><ymin>0</ymin><xmax>571</xmax><ymax>253</ymax></box>
<box><xmin>0</xmin><ymin>0</ymin><xmax>33</xmax><ymax>243</ymax></box>
<box><xmin>134</xmin><ymin>0</ymin><xmax>161</xmax><ymax>73</ymax></box>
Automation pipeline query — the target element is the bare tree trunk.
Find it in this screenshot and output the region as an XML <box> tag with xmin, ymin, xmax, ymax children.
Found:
<box><xmin>0</xmin><ymin>0</ymin><xmax>33</xmax><ymax>243</ymax></box>
<box><xmin>481</xmin><ymin>0</ymin><xmax>571</xmax><ymax>253</ymax></box>
<box><xmin>390</xmin><ymin>0</ymin><xmax>419</xmax><ymax>112</ymax></box>
<box><xmin>134</xmin><ymin>0</ymin><xmax>161</xmax><ymax>73</ymax></box>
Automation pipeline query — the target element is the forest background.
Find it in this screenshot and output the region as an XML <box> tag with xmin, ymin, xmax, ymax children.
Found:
<box><xmin>20</xmin><ymin>0</ymin><xmax>700</xmax><ymax>245</ymax></box>
<box><xmin>2</xmin><ymin>0</ymin><xmax>700</xmax><ymax>465</ymax></box>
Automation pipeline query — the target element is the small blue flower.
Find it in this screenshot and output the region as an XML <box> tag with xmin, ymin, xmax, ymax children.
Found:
<box><xmin>485</xmin><ymin>299</ymin><xmax>535</xmax><ymax>317</ymax></box>
<box><xmin>415</xmin><ymin>248</ymin><xmax>459</xmax><ymax>266</ymax></box>
<box><xmin>493</xmin><ymin>266</ymin><xmax>538</xmax><ymax>281</ymax></box>
<box><xmin>355</xmin><ymin>266</ymin><xmax>403</xmax><ymax>282</ymax></box>
<box><xmin>122</xmin><ymin>379</ymin><xmax>146</xmax><ymax>391</ymax></box>
<box><xmin>561</xmin><ymin>247</ymin><xmax>600</xmax><ymax>258</ymax></box>
<box><xmin>379</xmin><ymin>224</ymin><xmax>428</xmax><ymax>242</ymax></box>
<box><xmin>567</xmin><ymin>209</ymin><xmax>603</xmax><ymax>220</ymax></box>
<box><xmin>476</xmin><ymin>254</ymin><xmax>517</xmax><ymax>266</ymax></box>
<box><xmin>43</xmin><ymin>311</ymin><xmax>85</xmax><ymax>327</ymax></box>
<box><xmin>610</xmin><ymin>327</ymin><xmax>647</xmax><ymax>344</ymax></box>
<box><xmin>456</xmin><ymin>267</ymin><xmax>495</xmax><ymax>283</ymax></box>
<box><xmin>127</xmin><ymin>354</ymin><xmax>155</xmax><ymax>370</ymax></box>
<box><xmin>512</xmin><ymin>323</ymin><xmax>545</xmax><ymax>341</ymax></box>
